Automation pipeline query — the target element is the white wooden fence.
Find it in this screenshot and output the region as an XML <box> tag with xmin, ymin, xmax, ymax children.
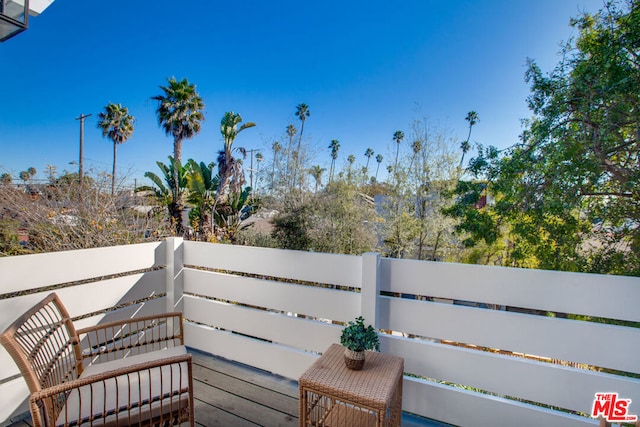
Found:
<box><xmin>0</xmin><ymin>238</ymin><xmax>638</xmax><ymax>426</ymax></box>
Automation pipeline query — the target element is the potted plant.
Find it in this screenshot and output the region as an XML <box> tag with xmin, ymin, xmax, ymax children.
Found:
<box><xmin>340</xmin><ymin>316</ymin><xmax>380</xmax><ymax>370</ymax></box>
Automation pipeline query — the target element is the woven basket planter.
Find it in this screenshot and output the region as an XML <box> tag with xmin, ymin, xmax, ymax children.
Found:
<box><xmin>344</xmin><ymin>348</ymin><xmax>365</xmax><ymax>370</ymax></box>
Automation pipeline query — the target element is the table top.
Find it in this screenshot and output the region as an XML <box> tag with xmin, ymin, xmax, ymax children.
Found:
<box><xmin>299</xmin><ymin>343</ymin><xmax>404</xmax><ymax>409</ymax></box>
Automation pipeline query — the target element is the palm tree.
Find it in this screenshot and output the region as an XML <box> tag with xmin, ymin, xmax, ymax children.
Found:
<box><xmin>217</xmin><ymin>112</ymin><xmax>256</xmax><ymax>203</ymax></box>
<box><xmin>460</xmin><ymin>111</ymin><xmax>479</xmax><ymax>168</ymax></box>
<box><xmin>0</xmin><ymin>173</ymin><xmax>12</xmax><ymax>185</ymax></box>
<box><xmin>152</xmin><ymin>77</ymin><xmax>205</xmax><ymax>206</ymax></box>
<box><xmin>392</xmin><ymin>130</ymin><xmax>404</xmax><ymax>178</ymax></box>
<box><xmin>256</xmin><ymin>152</ymin><xmax>263</xmax><ymax>172</ymax></box>
<box><xmin>255</xmin><ymin>152</ymin><xmax>263</xmax><ymax>194</ymax></box>
<box><xmin>329</xmin><ymin>139</ymin><xmax>340</xmax><ymax>182</ymax></box>
<box><xmin>295</xmin><ymin>103</ymin><xmax>310</xmax><ymax>153</ymax></box>
<box><xmin>294</xmin><ymin>104</ymin><xmax>310</xmax><ymax>187</ymax></box>
<box><xmin>271</xmin><ymin>141</ymin><xmax>281</xmax><ymax>189</ymax></box>
<box><xmin>97</xmin><ymin>103</ymin><xmax>135</xmax><ymax>195</ymax></box>
<box><xmin>375</xmin><ymin>154</ymin><xmax>383</xmax><ymax>181</ymax></box>
<box><xmin>347</xmin><ymin>154</ymin><xmax>356</xmax><ymax>181</ymax></box>
<box><xmin>364</xmin><ymin>148</ymin><xmax>374</xmax><ymax>171</ymax></box>
<box><xmin>308</xmin><ymin>165</ymin><xmax>326</xmax><ymax>193</ymax></box>
<box><xmin>285</xmin><ymin>125</ymin><xmax>297</xmax><ymax>182</ymax></box>
<box><xmin>408</xmin><ymin>139</ymin><xmax>423</xmax><ymax>173</ymax></box>
<box><xmin>19</xmin><ymin>170</ymin><xmax>32</xmax><ymax>183</ymax></box>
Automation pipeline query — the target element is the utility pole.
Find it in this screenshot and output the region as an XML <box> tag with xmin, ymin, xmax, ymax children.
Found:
<box><xmin>75</xmin><ymin>113</ymin><xmax>92</xmax><ymax>192</ymax></box>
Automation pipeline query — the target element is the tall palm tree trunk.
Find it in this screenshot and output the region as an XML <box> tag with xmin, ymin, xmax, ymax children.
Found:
<box><xmin>173</xmin><ymin>138</ymin><xmax>183</xmax><ymax>205</ymax></box>
<box><xmin>112</xmin><ymin>142</ymin><xmax>117</xmax><ymax>196</ymax></box>
<box><xmin>294</xmin><ymin>121</ymin><xmax>305</xmax><ymax>189</ymax></box>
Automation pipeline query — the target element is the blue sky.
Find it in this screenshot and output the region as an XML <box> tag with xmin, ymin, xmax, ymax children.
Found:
<box><xmin>0</xmin><ymin>0</ymin><xmax>601</xmax><ymax>187</ymax></box>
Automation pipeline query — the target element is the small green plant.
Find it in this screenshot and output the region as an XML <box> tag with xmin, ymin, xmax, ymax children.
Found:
<box><xmin>340</xmin><ymin>316</ymin><xmax>380</xmax><ymax>352</ymax></box>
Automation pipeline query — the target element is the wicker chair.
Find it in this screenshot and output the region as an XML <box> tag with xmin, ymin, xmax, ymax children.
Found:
<box><xmin>0</xmin><ymin>293</ymin><xmax>194</xmax><ymax>427</ymax></box>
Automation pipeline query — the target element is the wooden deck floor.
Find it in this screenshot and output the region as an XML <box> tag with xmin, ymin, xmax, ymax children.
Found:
<box><xmin>6</xmin><ymin>349</ymin><xmax>447</xmax><ymax>427</ymax></box>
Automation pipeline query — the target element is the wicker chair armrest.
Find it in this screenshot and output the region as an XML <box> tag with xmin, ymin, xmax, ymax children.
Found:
<box><xmin>32</xmin><ymin>353</ymin><xmax>192</xmax><ymax>398</ymax></box>
<box><xmin>30</xmin><ymin>354</ymin><xmax>193</xmax><ymax>427</ymax></box>
<box><xmin>76</xmin><ymin>313</ymin><xmax>184</xmax><ymax>362</ymax></box>
<box><xmin>76</xmin><ymin>312</ymin><xmax>183</xmax><ymax>336</ymax></box>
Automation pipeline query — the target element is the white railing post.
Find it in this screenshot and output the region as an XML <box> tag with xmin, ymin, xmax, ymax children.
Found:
<box><xmin>361</xmin><ymin>252</ymin><xmax>381</xmax><ymax>328</ymax></box>
<box><xmin>165</xmin><ymin>237</ymin><xmax>184</xmax><ymax>313</ymax></box>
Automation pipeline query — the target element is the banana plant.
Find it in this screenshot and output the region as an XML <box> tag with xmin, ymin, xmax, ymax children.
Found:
<box><xmin>213</xmin><ymin>186</ymin><xmax>257</xmax><ymax>242</ymax></box>
<box><xmin>139</xmin><ymin>156</ymin><xmax>189</xmax><ymax>234</ymax></box>
<box><xmin>186</xmin><ymin>160</ymin><xmax>218</xmax><ymax>238</ymax></box>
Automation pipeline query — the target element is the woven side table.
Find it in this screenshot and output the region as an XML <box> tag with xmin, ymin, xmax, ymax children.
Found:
<box><xmin>299</xmin><ymin>343</ymin><xmax>404</xmax><ymax>427</ymax></box>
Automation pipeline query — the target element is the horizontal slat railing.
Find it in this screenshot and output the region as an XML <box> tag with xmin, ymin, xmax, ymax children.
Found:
<box><xmin>381</xmin><ymin>257</ymin><xmax>640</xmax><ymax>323</ymax></box>
<box><xmin>0</xmin><ymin>241</ymin><xmax>168</xmax><ymax>424</ymax></box>
<box><xmin>377</xmin><ymin>256</ymin><xmax>640</xmax><ymax>427</ymax></box>
<box><xmin>184</xmin><ymin>268</ymin><xmax>361</xmax><ymax>322</ymax></box>
<box><xmin>185</xmin><ymin>296</ymin><xmax>342</xmax><ymax>353</ymax></box>
<box><xmin>182</xmin><ymin>242</ymin><xmax>361</xmax><ymax>380</ymax></box>
<box><xmin>182</xmin><ymin>244</ymin><xmax>639</xmax><ymax>427</ymax></box>
<box><xmin>380</xmin><ymin>296</ymin><xmax>639</xmax><ymax>372</ymax></box>
<box><xmin>402</xmin><ymin>377</ymin><xmax>590</xmax><ymax>427</ymax></box>
<box><xmin>0</xmin><ymin>242</ymin><xmax>166</xmax><ymax>293</ymax></box>
<box><xmin>2</xmin><ymin>238</ymin><xmax>639</xmax><ymax>427</ymax></box>
<box><xmin>382</xmin><ymin>335</ymin><xmax>639</xmax><ymax>417</ymax></box>
<box><xmin>183</xmin><ymin>240</ymin><xmax>362</xmax><ymax>288</ymax></box>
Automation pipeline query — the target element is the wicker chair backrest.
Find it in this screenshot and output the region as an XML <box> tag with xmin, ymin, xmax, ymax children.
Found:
<box><xmin>0</xmin><ymin>293</ymin><xmax>83</xmax><ymax>417</ymax></box>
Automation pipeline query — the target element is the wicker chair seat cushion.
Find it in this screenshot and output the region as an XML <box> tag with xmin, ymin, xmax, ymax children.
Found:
<box><xmin>56</xmin><ymin>346</ymin><xmax>189</xmax><ymax>427</ymax></box>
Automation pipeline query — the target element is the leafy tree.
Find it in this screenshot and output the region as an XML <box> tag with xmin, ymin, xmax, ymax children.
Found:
<box><xmin>1</xmin><ymin>170</ymin><xmax>167</xmax><ymax>255</ymax></box>
<box><xmin>152</xmin><ymin>77</ymin><xmax>205</xmax><ymax>209</ymax></box>
<box><xmin>271</xmin><ymin>179</ymin><xmax>377</xmax><ymax>254</ymax></box>
<box><xmin>450</xmin><ymin>1</ymin><xmax>640</xmax><ymax>274</ymax></box>
<box><xmin>313</xmin><ymin>180</ymin><xmax>377</xmax><ymax>255</ymax></box>
<box><xmin>0</xmin><ymin>173</ymin><xmax>12</xmax><ymax>185</ymax></box>
<box><xmin>381</xmin><ymin>117</ymin><xmax>460</xmax><ymax>260</ymax></box>
<box><xmin>97</xmin><ymin>102</ymin><xmax>135</xmax><ymax>195</ymax></box>
<box><xmin>271</xmin><ymin>202</ymin><xmax>314</xmax><ymax>250</ymax></box>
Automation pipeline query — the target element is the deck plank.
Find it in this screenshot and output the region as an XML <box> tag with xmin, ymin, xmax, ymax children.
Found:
<box><xmin>191</xmin><ymin>351</ymin><xmax>299</xmax><ymax>399</ymax></box>
<box><xmin>192</xmin><ymin>364</ymin><xmax>298</xmax><ymax>417</ymax></box>
<box><xmin>6</xmin><ymin>349</ymin><xmax>447</xmax><ymax>427</ymax></box>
